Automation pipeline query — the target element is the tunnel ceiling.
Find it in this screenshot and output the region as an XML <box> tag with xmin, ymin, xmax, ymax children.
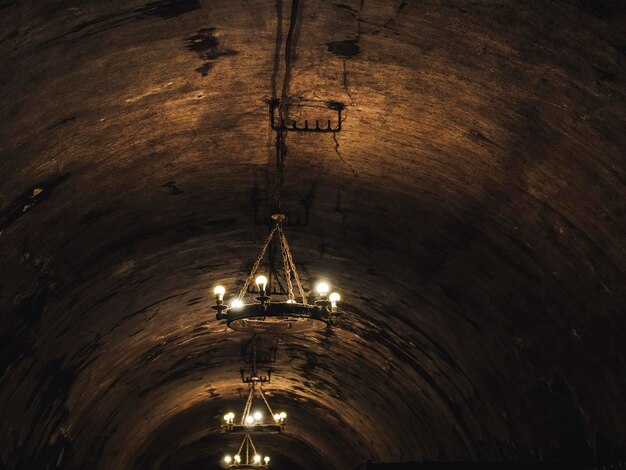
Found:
<box><xmin>0</xmin><ymin>0</ymin><xmax>625</xmax><ymax>468</ymax></box>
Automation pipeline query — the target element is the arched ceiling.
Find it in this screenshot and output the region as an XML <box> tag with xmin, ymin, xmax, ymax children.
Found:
<box><xmin>0</xmin><ymin>0</ymin><xmax>625</xmax><ymax>468</ymax></box>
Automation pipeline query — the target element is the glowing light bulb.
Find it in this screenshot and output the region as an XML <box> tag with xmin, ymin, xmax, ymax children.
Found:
<box><xmin>329</xmin><ymin>292</ymin><xmax>340</xmax><ymax>303</ymax></box>
<box><xmin>264</xmin><ymin>456</ymin><xmax>270</xmax><ymax>464</ymax></box>
<box><xmin>245</xmin><ymin>415</ymin><xmax>255</xmax><ymax>425</ymax></box>
<box><xmin>279</xmin><ymin>411</ymin><xmax>287</xmax><ymax>420</ymax></box>
<box><xmin>315</xmin><ymin>282</ymin><xmax>330</xmax><ymax>297</ymax></box>
<box><xmin>234</xmin><ymin>455</ymin><xmax>241</xmax><ymax>463</ymax></box>
<box><xmin>214</xmin><ymin>285</ymin><xmax>225</xmax><ymax>301</ymax></box>
<box><xmin>273</xmin><ymin>413</ymin><xmax>281</xmax><ymax>422</ymax></box>
<box><xmin>231</xmin><ymin>299</ymin><xmax>244</xmax><ymax>309</ymax></box>
<box><xmin>253</xmin><ymin>411</ymin><xmax>263</xmax><ymax>421</ymax></box>
<box><xmin>223</xmin><ymin>413</ymin><xmax>230</xmax><ymax>421</ymax></box>
<box><xmin>254</xmin><ymin>454</ymin><xmax>261</xmax><ymax>463</ymax></box>
<box><xmin>286</xmin><ymin>298</ymin><xmax>296</xmax><ymax>304</ymax></box>
<box><xmin>255</xmin><ymin>275</ymin><xmax>268</xmax><ymax>290</ymax></box>
<box><xmin>224</xmin><ymin>455</ymin><xmax>232</xmax><ymax>464</ymax></box>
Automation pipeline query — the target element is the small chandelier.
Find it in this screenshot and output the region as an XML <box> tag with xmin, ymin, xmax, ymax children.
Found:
<box><xmin>212</xmin><ymin>214</ymin><xmax>342</xmax><ymax>334</ymax></box>
<box><xmin>222</xmin><ymin>375</ymin><xmax>287</xmax><ymax>433</ymax></box>
<box><xmin>222</xmin><ymin>434</ymin><xmax>270</xmax><ymax>468</ymax></box>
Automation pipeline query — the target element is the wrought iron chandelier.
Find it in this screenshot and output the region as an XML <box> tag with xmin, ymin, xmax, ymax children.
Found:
<box><xmin>222</xmin><ymin>433</ymin><xmax>270</xmax><ymax>468</ymax></box>
<box><xmin>211</xmin><ymin>215</ymin><xmax>342</xmax><ymax>334</ymax></box>
<box><xmin>209</xmin><ymin>0</ymin><xmax>345</xmax><ymax>335</ymax></box>
<box><xmin>222</xmin><ymin>374</ymin><xmax>287</xmax><ymax>433</ymax></box>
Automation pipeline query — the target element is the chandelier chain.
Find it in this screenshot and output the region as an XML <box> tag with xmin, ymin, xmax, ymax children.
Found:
<box><xmin>237</xmin><ymin>433</ymin><xmax>247</xmax><ymax>456</ymax></box>
<box><xmin>278</xmin><ymin>227</ymin><xmax>295</xmax><ymax>301</ymax></box>
<box><xmin>241</xmin><ymin>386</ymin><xmax>255</xmax><ymax>425</ymax></box>
<box><xmin>278</xmin><ymin>225</ymin><xmax>308</xmax><ymax>305</ymax></box>
<box><xmin>248</xmin><ymin>433</ymin><xmax>258</xmax><ymax>456</ymax></box>
<box><xmin>259</xmin><ymin>387</ymin><xmax>275</xmax><ymax>418</ymax></box>
<box><xmin>238</xmin><ymin>225</ymin><xmax>279</xmax><ymax>301</ymax></box>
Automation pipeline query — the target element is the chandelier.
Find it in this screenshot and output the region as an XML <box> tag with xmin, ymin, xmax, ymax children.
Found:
<box><xmin>222</xmin><ymin>433</ymin><xmax>270</xmax><ymax>468</ymax></box>
<box><xmin>211</xmin><ymin>214</ymin><xmax>342</xmax><ymax>334</ymax></box>
<box><xmin>222</xmin><ymin>374</ymin><xmax>287</xmax><ymax>433</ymax></box>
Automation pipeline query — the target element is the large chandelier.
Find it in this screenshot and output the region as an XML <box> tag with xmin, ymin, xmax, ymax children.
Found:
<box><xmin>212</xmin><ymin>214</ymin><xmax>342</xmax><ymax>334</ymax></box>
<box><xmin>222</xmin><ymin>433</ymin><xmax>270</xmax><ymax>468</ymax></box>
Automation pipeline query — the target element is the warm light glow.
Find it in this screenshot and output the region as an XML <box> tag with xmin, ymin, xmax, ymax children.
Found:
<box><xmin>329</xmin><ymin>292</ymin><xmax>340</xmax><ymax>302</ymax></box>
<box><xmin>230</xmin><ymin>299</ymin><xmax>244</xmax><ymax>309</ymax></box>
<box><xmin>255</xmin><ymin>275</ymin><xmax>268</xmax><ymax>290</ymax></box>
<box><xmin>315</xmin><ymin>282</ymin><xmax>330</xmax><ymax>296</ymax></box>
<box><xmin>245</xmin><ymin>415</ymin><xmax>255</xmax><ymax>425</ymax></box>
<box><xmin>253</xmin><ymin>411</ymin><xmax>263</xmax><ymax>421</ymax></box>
<box><xmin>214</xmin><ymin>285</ymin><xmax>225</xmax><ymax>301</ymax></box>
<box><xmin>286</xmin><ymin>298</ymin><xmax>296</xmax><ymax>303</ymax></box>
<box><xmin>253</xmin><ymin>454</ymin><xmax>261</xmax><ymax>463</ymax></box>
<box><xmin>224</xmin><ymin>455</ymin><xmax>232</xmax><ymax>464</ymax></box>
<box><xmin>279</xmin><ymin>411</ymin><xmax>287</xmax><ymax>419</ymax></box>
<box><xmin>273</xmin><ymin>413</ymin><xmax>280</xmax><ymax>422</ymax></box>
<box><xmin>264</xmin><ymin>456</ymin><xmax>270</xmax><ymax>464</ymax></box>
<box><xmin>234</xmin><ymin>455</ymin><xmax>241</xmax><ymax>463</ymax></box>
<box><xmin>223</xmin><ymin>412</ymin><xmax>235</xmax><ymax>422</ymax></box>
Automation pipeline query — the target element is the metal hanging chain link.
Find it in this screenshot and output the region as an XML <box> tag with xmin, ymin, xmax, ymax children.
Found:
<box><xmin>277</xmin><ymin>224</ymin><xmax>295</xmax><ymax>301</ymax></box>
<box><xmin>237</xmin><ymin>433</ymin><xmax>247</xmax><ymax>456</ymax></box>
<box><xmin>238</xmin><ymin>225</ymin><xmax>279</xmax><ymax>301</ymax></box>
<box><xmin>259</xmin><ymin>387</ymin><xmax>275</xmax><ymax>417</ymax></box>
<box><xmin>248</xmin><ymin>433</ymin><xmax>258</xmax><ymax>455</ymax></box>
<box><xmin>238</xmin><ymin>219</ymin><xmax>309</xmax><ymax>304</ymax></box>
<box><xmin>278</xmin><ymin>224</ymin><xmax>308</xmax><ymax>305</ymax></box>
<box><xmin>241</xmin><ymin>386</ymin><xmax>254</xmax><ymax>425</ymax></box>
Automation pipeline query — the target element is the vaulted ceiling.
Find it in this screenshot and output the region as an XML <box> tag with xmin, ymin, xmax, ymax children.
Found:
<box><xmin>0</xmin><ymin>0</ymin><xmax>625</xmax><ymax>468</ymax></box>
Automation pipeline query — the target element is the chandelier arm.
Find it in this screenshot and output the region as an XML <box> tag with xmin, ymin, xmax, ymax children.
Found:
<box><xmin>278</xmin><ymin>225</ymin><xmax>295</xmax><ymax>301</ymax></box>
<box><xmin>259</xmin><ymin>387</ymin><xmax>275</xmax><ymax>417</ymax></box>
<box><xmin>279</xmin><ymin>225</ymin><xmax>308</xmax><ymax>305</ymax></box>
<box><xmin>238</xmin><ymin>225</ymin><xmax>279</xmax><ymax>301</ymax></box>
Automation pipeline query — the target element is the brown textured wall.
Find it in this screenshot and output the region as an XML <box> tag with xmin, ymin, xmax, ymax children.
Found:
<box><xmin>0</xmin><ymin>0</ymin><xmax>625</xmax><ymax>468</ymax></box>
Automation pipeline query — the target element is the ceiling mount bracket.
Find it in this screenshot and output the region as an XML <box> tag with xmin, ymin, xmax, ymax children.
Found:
<box><xmin>269</xmin><ymin>99</ymin><xmax>344</xmax><ymax>133</ymax></box>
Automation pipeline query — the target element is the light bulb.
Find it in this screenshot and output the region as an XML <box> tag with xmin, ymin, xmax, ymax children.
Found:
<box><xmin>223</xmin><ymin>413</ymin><xmax>230</xmax><ymax>421</ymax></box>
<box><xmin>273</xmin><ymin>413</ymin><xmax>281</xmax><ymax>422</ymax></box>
<box><xmin>279</xmin><ymin>411</ymin><xmax>287</xmax><ymax>420</ymax></box>
<box><xmin>253</xmin><ymin>411</ymin><xmax>262</xmax><ymax>421</ymax></box>
<box><xmin>253</xmin><ymin>454</ymin><xmax>261</xmax><ymax>463</ymax></box>
<box><xmin>224</xmin><ymin>455</ymin><xmax>232</xmax><ymax>464</ymax></box>
<box><xmin>286</xmin><ymin>298</ymin><xmax>295</xmax><ymax>304</ymax></box>
<box><xmin>264</xmin><ymin>456</ymin><xmax>270</xmax><ymax>464</ymax></box>
<box><xmin>234</xmin><ymin>455</ymin><xmax>241</xmax><ymax>463</ymax></box>
<box><xmin>214</xmin><ymin>285</ymin><xmax>225</xmax><ymax>301</ymax></box>
<box><xmin>230</xmin><ymin>299</ymin><xmax>244</xmax><ymax>309</ymax></box>
<box><xmin>315</xmin><ymin>282</ymin><xmax>330</xmax><ymax>297</ymax></box>
<box><xmin>329</xmin><ymin>292</ymin><xmax>340</xmax><ymax>303</ymax></box>
<box><xmin>255</xmin><ymin>275</ymin><xmax>268</xmax><ymax>290</ymax></box>
<box><xmin>245</xmin><ymin>415</ymin><xmax>255</xmax><ymax>425</ymax></box>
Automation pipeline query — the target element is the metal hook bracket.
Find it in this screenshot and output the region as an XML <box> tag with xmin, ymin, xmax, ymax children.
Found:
<box><xmin>269</xmin><ymin>99</ymin><xmax>345</xmax><ymax>133</ymax></box>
